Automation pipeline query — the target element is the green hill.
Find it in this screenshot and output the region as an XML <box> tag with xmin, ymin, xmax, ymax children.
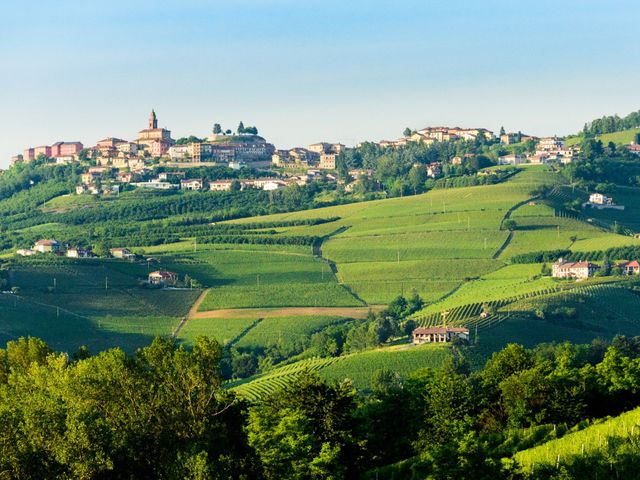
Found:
<box><xmin>565</xmin><ymin>127</ymin><xmax>640</xmax><ymax>147</ymax></box>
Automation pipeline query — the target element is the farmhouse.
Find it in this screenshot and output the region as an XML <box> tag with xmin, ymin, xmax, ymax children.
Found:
<box><xmin>66</xmin><ymin>247</ymin><xmax>91</xmax><ymax>258</ymax></box>
<box><xmin>33</xmin><ymin>239</ymin><xmax>60</xmax><ymax>253</ymax></box>
<box><xmin>619</xmin><ymin>260</ymin><xmax>640</xmax><ymax>275</ymax></box>
<box><xmin>180</xmin><ymin>178</ymin><xmax>205</xmax><ymax>191</ymax></box>
<box><xmin>148</xmin><ymin>270</ymin><xmax>178</xmax><ymax>286</ymax></box>
<box><xmin>584</xmin><ymin>193</ymin><xmax>624</xmax><ymax>210</ymax></box>
<box><xmin>412</xmin><ymin>327</ymin><xmax>469</xmax><ymax>344</ymax></box>
<box><xmin>552</xmin><ymin>258</ymin><xmax>599</xmax><ymax>279</ymax></box>
<box><xmin>110</xmin><ymin>247</ymin><xmax>134</xmax><ymax>259</ymax></box>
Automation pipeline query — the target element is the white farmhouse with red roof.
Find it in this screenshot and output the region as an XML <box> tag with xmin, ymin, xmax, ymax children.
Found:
<box><xmin>148</xmin><ymin>270</ymin><xmax>178</xmax><ymax>286</ymax></box>
<box><xmin>412</xmin><ymin>326</ymin><xmax>469</xmax><ymax>344</ymax></box>
<box><xmin>552</xmin><ymin>258</ymin><xmax>599</xmax><ymax>279</ymax></box>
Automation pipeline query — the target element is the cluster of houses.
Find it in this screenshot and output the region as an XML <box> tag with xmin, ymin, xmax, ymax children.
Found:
<box><xmin>12</xmin><ymin>110</ymin><xmax>276</xmax><ymax>170</ymax></box>
<box><xmin>16</xmin><ymin>240</ymin><xmax>133</xmax><ymax>259</ymax></box>
<box><xmin>271</xmin><ymin>142</ymin><xmax>346</xmax><ymax>170</ymax></box>
<box><xmin>14</xmin><ymin>240</ymin><xmax>180</xmax><ymax>287</ymax></box>
<box><xmin>498</xmin><ymin>136</ymin><xmax>580</xmax><ymax>166</ymax></box>
<box><xmin>378</xmin><ymin>126</ymin><xmax>494</xmax><ymax>148</ymax></box>
<box><xmin>17</xmin><ymin>239</ymin><xmax>96</xmax><ymax>258</ymax></box>
<box><xmin>551</xmin><ymin>257</ymin><xmax>640</xmax><ymax>279</ymax></box>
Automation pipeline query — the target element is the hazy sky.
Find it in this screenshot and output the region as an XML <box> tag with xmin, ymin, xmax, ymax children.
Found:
<box><xmin>1</xmin><ymin>0</ymin><xmax>640</xmax><ymax>167</ymax></box>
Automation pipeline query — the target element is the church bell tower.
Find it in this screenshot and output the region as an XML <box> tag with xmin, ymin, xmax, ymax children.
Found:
<box><xmin>149</xmin><ymin>109</ymin><xmax>158</xmax><ymax>129</ymax></box>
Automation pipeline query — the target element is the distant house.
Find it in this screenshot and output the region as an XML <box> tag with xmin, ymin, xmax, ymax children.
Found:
<box><xmin>426</xmin><ymin>162</ymin><xmax>442</xmax><ymax>178</ymax></box>
<box><xmin>498</xmin><ymin>154</ymin><xmax>526</xmax><ymax>165</ymax></box>
<box><xmin>584</xmin><ymin>193</ymin><xmax>624</xmax><ymax>210</ymax></box>
<box><xmin>619</xmin><ymin>260</ymin><xmax>640</xmax><ymax>275</ymax></box>
<box><xmin>33</xmin><ymin>239</ymin><xmax>60</xmax><ymax>254</ymax></box>
<box><xmin>16</xmin><ymin>249</ymin><xmax>36</xmax><ymax>257</ymax></box>
<box><xmin>589</xmin><ymin>193</ymin><xmax>612</xmax><ymax>205</ymax></box>
<box><xmin>209</xmin><ymin>180</ymin><xmax>235</xmax><ymax>191</ymax></box>
<box><xmin>552</xmin><ymin>258</ymin><xmax>599</xmax><ymax>279</ymax></box>
<box><xmin>412</xmin><ymin>327</ymin><xmax>469</xmax><ymax>344</ymax></box>
<box><xmin>319</xmin><ymin>153</ymin><xmax>337</xmax><ymax>170</ymax></box>
<box><xmin>180</xmin><ymin>178</ymin><xmax>205</xmax><ymax>191</ymax></box>
<box><xmin>110</xmin><ymin>247</ymin><xmax>134</xmax><ymax>259</ymax></box>
<box><xmin>148</xmin><ymin>270</ymin><xmax>178</xmax><ymax>286</ymax></box>
<box><xmin>66</xmin><ymin>247</ymin><xmax>90</xmax><ymax>258</ymax></box>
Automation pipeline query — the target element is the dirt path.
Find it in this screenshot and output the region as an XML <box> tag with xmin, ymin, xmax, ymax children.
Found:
<box><xmin>187</xmin><ymin>288</ymin><xmax>210</xmax><ymax>318</ymax></box>
<box><xmin>190</xmin><ymin>305</ymin><xmax>386</xmax><ymax>320</ymax></box>
<box><xmin>172</xmin><ymin>288</ymin><xmax>210</xmax><ymax>338</ymax></box>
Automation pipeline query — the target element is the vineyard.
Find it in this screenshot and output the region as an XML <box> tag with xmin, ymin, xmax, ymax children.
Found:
<box><xmin>514</xmin><ymin>407</ymin><xmax>640</xmax><ymax>471</ymax></box>
<box><xmin>229</xmin><ymin>344</ymin><xmax>452</xmax><ymax>401</ymax></box>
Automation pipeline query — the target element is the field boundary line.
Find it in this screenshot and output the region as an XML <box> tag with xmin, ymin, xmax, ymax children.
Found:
<box><xmin>313</xmin><ymin>226</ymin><xmax>368</xmax><ymax>306</ymax></box>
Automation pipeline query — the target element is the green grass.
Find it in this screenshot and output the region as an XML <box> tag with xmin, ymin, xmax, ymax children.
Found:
<box><xmin>166</xmin><ymin>247</ymin><xmax>361</xmax><ymax>310</ymax></box>
<box><xmin>565</xmin><ymin>127</ymin><xmax>640</xmax><ymax>147</ymax></box>
<box><xmin>179</xmin><ymin>317</ymin><xmax>258</xmax><ymax>346</ymax></box>
<box><xmin>514</xmin><ymin>407</ymin><xmax>640</xmax><ymax>469</ymax></box>
<box><xmin>235</xmin><ymin>316</ymin><xmax>348</xmax><ymax>349</ymax></box>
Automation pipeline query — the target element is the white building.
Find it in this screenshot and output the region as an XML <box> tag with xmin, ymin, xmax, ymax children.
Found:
<box><xmin>498</xmin><ymin>154</ymin><xmax>526</xmax><ymax>165</ymax></box>
<box><xmin>552</xmin><ymin>259</ymin><xmax>599</xmax><ymax>279</ymax></box>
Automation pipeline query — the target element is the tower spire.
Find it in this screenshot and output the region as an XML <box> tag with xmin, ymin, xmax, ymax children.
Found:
<box><xmin>149</xmin><ymin>109</ymin><xmax>158</xmax><ymax>129</ymax></box>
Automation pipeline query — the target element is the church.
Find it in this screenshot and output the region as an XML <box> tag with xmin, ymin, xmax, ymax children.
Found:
<box><xmin>137</xmin><ymin>110</ymin><xmax>173</xmax><ymax>156</ymax></box>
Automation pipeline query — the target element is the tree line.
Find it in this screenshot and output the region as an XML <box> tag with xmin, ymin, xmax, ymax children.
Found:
<box><xmin>5</xmin><ymin>333</ymin><xmax>640</xmax><ymax>478</ymax></box>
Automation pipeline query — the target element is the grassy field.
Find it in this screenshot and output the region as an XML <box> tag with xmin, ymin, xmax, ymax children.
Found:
<box><xmin>156</xmin><ymin>247</ymin><xmax>362</xmax><ymax>310</ymax></box>
<box><xmin>178</xmin><ymin>317</ymin><xmax>258</xmax><ymax>346</ymax></box>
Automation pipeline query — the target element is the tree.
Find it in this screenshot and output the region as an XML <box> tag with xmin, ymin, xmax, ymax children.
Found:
<box><xmin>247</xmin><ymin>372</ymin><xmax>362</xmax><ymax>479</ymax></box>
<box><xmin>503</xmin><ymin>219</ymin><xmax>517</xmax><ymax>231</ymax></box>
<box><xmin>408</xmin><ymin>165</ymin><xmax>427</xmax><ymax>195</ymax></box>
<box><xmin>403</xmin><ymin>127</ymin><xmax>412</xmax><ymax>137</ymax></box>
<box><xmin>212</xmin><ymin>123</ymin><xmax>222</xmax><ymax>134</ymax></box>
<box><xmin>237</xmin><ymin>121</ymin><xmax>245</xmax><ymax>134</ymax></box>
<box><xmin>499</xmin><ymin>126</ymin><xmax>506</xmax><ymax>136</ymax></box>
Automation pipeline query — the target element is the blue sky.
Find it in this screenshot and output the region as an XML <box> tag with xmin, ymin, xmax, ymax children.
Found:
<box><xmin>1</xmin><ymin>0</ymin><xmax>640</xmax><ymax>166</ymax></box>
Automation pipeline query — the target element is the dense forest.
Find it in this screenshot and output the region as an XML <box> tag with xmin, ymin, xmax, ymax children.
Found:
<box><xmin>3</xmin><ymin>335</ymin><xmax>640</xmax><ymax>478</ymax></box>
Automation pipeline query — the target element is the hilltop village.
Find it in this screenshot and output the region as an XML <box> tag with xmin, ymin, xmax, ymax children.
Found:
<box><xmin>10</xmin><ymin>110</ymin><xmax>639</xmax><ymax>198</ymax></box>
